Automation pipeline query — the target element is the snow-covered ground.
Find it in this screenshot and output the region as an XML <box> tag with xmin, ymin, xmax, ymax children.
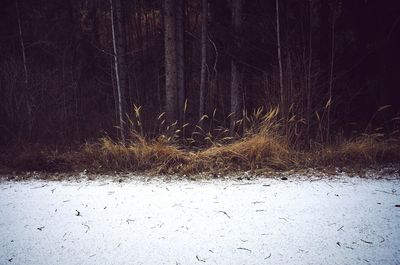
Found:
<box><xmin>1</xmin><ymin>176</ymin><xmax>399</xmax><ymax>265</ymax></box>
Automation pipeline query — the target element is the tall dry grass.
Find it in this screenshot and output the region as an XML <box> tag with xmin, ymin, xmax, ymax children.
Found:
<box><xmin>308</xmin><ymin>134</ymin><xmax>400</xmax><ymax>167</ymax></box>
<box><xmin>2</xmin><ymin>106</ymin><xmax>399</xmax><ymax>175</ymax></box>
<box><xmin>75</xmin><ymin>107</ymin><xmax>293</xmax><ymax>174</ymax></box>
<box><xmin>79</xmin><ymin>137</ymin><xmax>189</xmax><ymax>174</ymax></box>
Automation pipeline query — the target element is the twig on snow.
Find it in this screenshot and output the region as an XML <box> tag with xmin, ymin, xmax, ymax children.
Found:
<box><xmin>360</xmin><ymin>239</ymin><xmax>373</xmax><ymax>244</ymax></box>
<box><xmin>82</xmin><ymin>223</ymin><xmax>90</xmax><ymax>233</ymax></box>
<box><xmin>264</xmin><ymin>253</ymin><xmax>271</xmax><ymax>259</ymax></box>
<box><xmin>218</xmin><ymin>211</ymin><xmax>231</xmax><ymax>218</ymax></box>
<box><xmin>31</xmin><ymin>184</ymin><xmax>48</xmax><ymax>189</ymax></box>
<box><xmin>375</xmin><ymin>189</ymin><xmax>398</xmax><ymax>196</ymax></box>
<box><xmin>196</xmin><ymin>255</ymin><xmax>206</xmax><ymax>262</ymax></box>
<box><xmin>310</xmin><ymin>178</ymin><xmax>322</xmax><ymax>182</ymax></box>
<box><xmin>237</xmin><ymin>247</ymin><xmax>252</xmax><ymax>253</ymax></box>
<box><xmin>126</xmin><ymin>219</ymin><xmax>135</xmax><ymax>224</ymax></box>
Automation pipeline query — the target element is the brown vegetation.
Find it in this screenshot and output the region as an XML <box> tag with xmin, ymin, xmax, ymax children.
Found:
<box><xmin>1</xmin><ymin>108</ymin><xmax>399</xmax><ymax>177</ymax></box>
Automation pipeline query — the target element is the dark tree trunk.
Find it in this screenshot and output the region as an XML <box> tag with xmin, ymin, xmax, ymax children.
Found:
<box><xmin>199</xmin><ymin>0</ymin><xmax>208</xmax><ymax>124</ymax></box>
<box><xmin>230</xmin><ymin>0</ymin><xmax>243</xmax><ymax>134</ymax></box>
<box><xmin>163</xmin><ymin>0</ymin><xmax>178</xmax><ymax>124</ymax></box>
<box><xmin>110</xmin><ymin>0</ymin><xmax>128</xmax><ymax>142</ymax></box>
<box><xmin>276</xmin><ymin>0</ymin><xmax>285</xmax><ymax>126</ymax></box>
<box><xmin>176</xmin><ymin>0</ymin><xmax>185</xmax><ymax>125</ymax></box>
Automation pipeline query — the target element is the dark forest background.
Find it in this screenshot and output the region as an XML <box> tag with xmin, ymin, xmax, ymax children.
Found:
<box><xmin>1</xmin><ymin>0</ymin><xmax>399</xmax><ymax>148</ymax></box>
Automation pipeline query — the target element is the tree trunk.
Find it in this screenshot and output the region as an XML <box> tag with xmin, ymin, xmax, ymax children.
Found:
<box><xmin>326</xmin><ymin>8</ymin><xmax>335</xmax><ymax>141</ymax></box>
<box><xmin>230</xmin><ymin>0</ymin><xmax>243</xmax><ymax>134</ymax></box>
<box><xmin>276</xmin><ymin>0</ymin><xmax>285</xmax><ymax>126</ymax></box>
<box><xmin>163</xmin><ymin>0</ymin><xmax>178</xmax><ymax>124</ymax></box>
<box><xmin>306</xmin><ymin>0</ymin><xmax>313</xmax><ymax>144</ymax></box>
<box><xmin>15</xmin><ymin>0</ymin><xmax>31</xmax><ymax>138</ymax></box>
<box><xmin>110</xmin><ymin>0</ymin><xmax>128</xmax><ymax>142</ymax></box>
<box><xmin>176</xmin><ymin>0</ymin><xmax>185</xmax><ymax>125</ymax></box>
<box><xmin>15</xmin><ymin>0</ymin><xmax>28</xmax><ymax>87</ymax></box>
<box><xmin>199</xmin><ymin>0</ymin><xmax>207</xmax><ymax>124</ymax></box>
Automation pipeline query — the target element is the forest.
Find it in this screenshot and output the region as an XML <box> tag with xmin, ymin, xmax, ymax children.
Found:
<box><xmin>0</xmin><ymin>0</ymin><xmax>399</xmax><ymax>173</ymax></box>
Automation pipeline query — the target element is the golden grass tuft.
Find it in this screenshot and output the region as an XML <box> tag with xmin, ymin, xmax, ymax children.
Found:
<box><xmin>183</xmin><ymin>132</ymin><xmax>291</xmax><ymax>173</ymax></box>
<box><xmin>76</xmin><ymin>127</ymin><xmax>292</xmax><ymax>174</ymax></box>
<box><xmin>80</xmin><ymin>137</ymin><xmax>189</xmax><ymax>173</ymax></box>
<box><xmin>309</xmin><ymin>134</ymin><xmax>400</xmax><ymax>167</ymax></box>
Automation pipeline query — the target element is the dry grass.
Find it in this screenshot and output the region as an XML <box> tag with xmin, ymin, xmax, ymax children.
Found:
<box><xmin>76</xmin><ymin>106</ymin><xmax>293</xmax><ymax>174</ymax></box>
<box><xmin>74</xmin><ymin>128</ymin><xmax>291</xmax><ymax>174</ymax></box>
<box><xmin>2</xmin><ymin>133</ymin><xmax>399</xmax><ymax>175</ymax></box>
<box><xmin>78</xmin><ymin>137</ymin><xmax>189</xmax><ymax>174</ymax></box>
<box><xmin>1</xmin><ymin>107</ymin><xmax>399</xmax><ymax>176</ymax></box>
<box><xmin>184</xmin><ymin>133</ymin><xmax>291</xmax><ymax>173</ymax></box>
<box><xmin>306</xmin><ymin>134</ymin><xmax>400</xmax><ymax>167</ymax></box>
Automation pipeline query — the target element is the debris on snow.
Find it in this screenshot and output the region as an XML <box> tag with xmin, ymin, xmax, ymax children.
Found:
<box><xmin>0</xmin><ymin>176</ymin><xmax>399</xmax><ymax>264</ymax></box>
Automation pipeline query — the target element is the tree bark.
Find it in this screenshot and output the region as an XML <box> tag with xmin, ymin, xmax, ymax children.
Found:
<box><xmin>199</xmin><ymin>0</ymin><xmax>208</xmax><ymax>124</ymax></box>
<box><xmin>230</xmin><ymin>0</ymin><xmax>243</xmax><ymax>134</ymax></box>
<box><xmin>163</xmin><ymin>0</ymin><xmax>178</xmax><ymax>124</ymax></box>
<box><xmin>276</xmin><ymin>0</ymin><xmax>285</xmax><ymax>125</ymax></box>
<box><xmin>110</xmin><ymin>0</ymin><xmax>128</xmax><ymax>142</ymax></box>
<box><xmin>176</xmin><ymin>0</ymin><xmax>185</xmax><ymax>125</ymax></box>
<box><xmin>306</xmin><ymin>0</ymin><xmax>313</xmax><ymax>144</ymax></box>
<box><xmin>326</xmin><ymin>7</ymin><xmax>335</xmax><ymax>141</ymax></box>
<box><xmin>15</xmin><ymin>0</ymin><xmax>28</xmax><ymax>87</ymax></box>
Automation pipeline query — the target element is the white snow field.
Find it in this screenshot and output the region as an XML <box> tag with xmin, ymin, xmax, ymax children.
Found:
<box><xmin>1</xmin><ymin>176</ymin><xmax>400</xmax><ymax>265</ymax></box>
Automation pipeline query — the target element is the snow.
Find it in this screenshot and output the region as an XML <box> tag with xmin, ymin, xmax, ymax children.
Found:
<box><xmin>1</xmin><ymin>176</ymin><xmax>400</xmax><ymax>264</ymax></box>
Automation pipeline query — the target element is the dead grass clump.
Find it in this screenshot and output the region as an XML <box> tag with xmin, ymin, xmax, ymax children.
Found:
<box><xmin>4</xmin><ymin>145</ymin><xmax>72</xmax><ymax>172</ymax></box>
<box><xmin>79</xmin><ymin>137</ymin><xmax>189</xmax><ymax>173</ymax></box>
<box><xmin>311</xmin><ymin>134</ymin><xmax>400</xmax><ymax>167</ymax></box>
<box><xmin>185</xmin><ymin>133</ymin><xmax>291</xmax><ymax>173</ymax></box>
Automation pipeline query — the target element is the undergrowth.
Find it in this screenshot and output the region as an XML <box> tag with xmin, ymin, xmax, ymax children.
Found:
<box><xmin>1</xmin><ymin>107</ymin><xmax>399</xmax><ymax>176</ymax></box>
